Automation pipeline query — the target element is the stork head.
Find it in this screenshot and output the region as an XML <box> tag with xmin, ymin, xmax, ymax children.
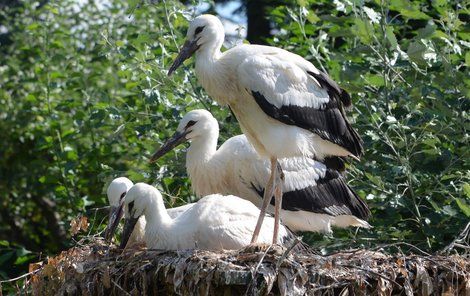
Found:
<box><xmin>149</xmin><ymin>109</ymin><xmax>218</xmax><ymax>163</ymax></box>
<box><xmin>118</xmin><ymin>183</ymin><xmax>159</xmax><ymax>249</ymax></box>
<box><xmin>168</xmin><ymin>14</ymin><xmax>224</xmax><ymax>76</ymax></box>
<box><xmin>104</xmin><ymin>177</ymin><xmax>133</xmax><ymax>242</ymax></box>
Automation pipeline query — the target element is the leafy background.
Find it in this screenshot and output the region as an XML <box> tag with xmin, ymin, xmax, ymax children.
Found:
<box><xmin>0</xmin><ymin>0</ymin><xmax>468</xmax><ymax>288</ymax></box>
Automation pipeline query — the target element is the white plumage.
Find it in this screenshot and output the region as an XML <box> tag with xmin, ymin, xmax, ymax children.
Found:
<box><xmin>150</xmin><ymin>110</ymin><xmax>370</xmax><ymax>233</ymax></box>
<box><xmin>117</xmin><ymin>183</ymin><xmax>290</xmax><ymax>251</ymax></box>
<box><xmin>105</xmin><ymin>177</ymin><xmax>192</xmax><ymax>247</ymax></box>
<box><xmin>169</xmin><ymin>15</ymin><xmax>363</xmax><ymax>162</ymax></box>
<box><xmin>168</xmin><ymin>14</ymin><xmax>365</xmax><ymax>243</ymax></box>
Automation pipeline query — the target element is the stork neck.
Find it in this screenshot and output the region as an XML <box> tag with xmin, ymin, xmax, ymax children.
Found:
<box><xmin>194</xmin><ymin>40</ymin><xmax>236</xmax><ymax>106</ymax></box>
<box><xmin>194</xmin><ymin>38</ymin><xmax>223</xmax><ymax>84</ymax></box>
<box><xmin>143</xmin><ymin>193</ymin><xmax>173</xmax><ymax>231</ymax></box>
<box><xmin>196</xmin><ymin>37</ymin><xmax>223</xmax><ymax>65</ymax></box>
<box><xmin>186</xmin><ymin>129</ymin><xmax>218</xmax><ymax>169</ymax></box>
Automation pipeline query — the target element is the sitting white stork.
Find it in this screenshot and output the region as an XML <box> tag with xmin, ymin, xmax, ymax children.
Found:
<box><xmin>150</xmin><ymin>109</ymin><xmax>370</xmax><ymax>233</ymax></box>
<box><xmin>104</xmin><ymin>177</ymin><xmax>192</xmax><ymax>247</ymax></box>
<box><xmin>113</xmin><ymin>183</ymin><xmax>290</xmax><ymax>251</ymax></box>
<box><xmin>168</xmin><ymin>15</ymin><xmax>364</xmax><ymax>243</ymax></box>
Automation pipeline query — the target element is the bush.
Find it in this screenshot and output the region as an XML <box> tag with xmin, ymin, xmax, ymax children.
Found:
<box><xmin>267</xmin><ymin>0</ymin><xmax>469</xmax><ymax>251</ymax></box>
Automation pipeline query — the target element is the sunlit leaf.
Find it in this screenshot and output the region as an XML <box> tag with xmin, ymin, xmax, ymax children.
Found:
<box><xmin>463</xmin><ymin>183</ymin><xmax>470</xmax><ymax>198</ymax></box>
<box><xmin>455</xmin><ymin>198</ymin><xmax>470</xmax><ymax>217</ymax></box>
<box><xmin>390</xmin><ymin>0</ymin><xmax>431</xmax><ymax>20</ymax></box>
<box><xmin>353</xmin><ymin>19</ymin><xmax>373</xmax><ymax>44</ymax></box>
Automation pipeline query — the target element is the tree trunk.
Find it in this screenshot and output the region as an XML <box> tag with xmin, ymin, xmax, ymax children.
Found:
<box><xmin>246</xmin><ymin>0</ymin><xmax>271</xmax><ymax>45</ymax></box>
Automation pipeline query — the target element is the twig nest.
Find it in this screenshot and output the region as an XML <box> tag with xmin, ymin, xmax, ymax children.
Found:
<box><xmin>27</xmin><ymin>238</ymin><xmax>469</xmax><ymax>295</ymax></box>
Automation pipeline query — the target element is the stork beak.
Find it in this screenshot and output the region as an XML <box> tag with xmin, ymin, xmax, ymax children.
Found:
<box><xmin>119</xmin><ymin>216</ymin><xmax>139</xmax><ymax>249</ymax></box>
<box><xmin>104</xmin><ymin>200</ymin><xmax>125</xmax><ymax>242</ymax></box>
<box><xmin>149</xmin><ymin>130</ymin><xmax>190</xmax><ymax>163</ymax></box>
<box><xmin>168</xmin><ymin>39</ymin><xmax>200</xmax><ymax>76</ymax></box>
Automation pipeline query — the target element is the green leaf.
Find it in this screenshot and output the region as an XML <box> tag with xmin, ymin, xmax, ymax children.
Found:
<box><xmin>428</xmin><ymin>199</ymin><xmax>441</xmax><ymax>212</ymax></box>
<box><xmin>14</xmin><ymin>254</ymin><xmax>36</xmax><ymax>265</ymax></box>
<box><xmin>364</xmin><ymin>73</ymin><xmax>385</xmax><ymax>87</ymax></box>
<box><xmin>432</xmin><ymin>0</ymin><xmax>447</xmax><ymax>7</ymax></box>
<box><xmin>455</xmin><ymin>198</ymin><xmax>470</xmax><ymax>217</ymax></box>
<box><xmin>353</xmin><ymin>19</ymin><xmax>373</xmax><ymax>44</ymax></box>
<box><xmin>306</xmin><ymin>12</ymin><xmax>320</xmax><ymax>24</ymax></box>
<box><xmin>407</xmin><ymin>40</ymin><xmax>427</xmax><ymax>65</ymax></box>
<box><xmin>422</xmin><ymin>137</ymin><xmax>440</xmax><ymax>148</ymax></box>
<box><xmin>385</xmin><ymin>27</ymin><xmax>398</xmax><ymax>49</ymax></box>
<box><xmin>27</xmin><ymin>23</ymin><xmax>39</xmax><ymax>31</ymax></box>
<box><xmin>417</xmin><ymin>22</ymin><xmax>436</xmax><ymax>39</ymax></box>
<box><xmin>390</xmin><ymin>0</ymin><xmax>431</xmax><ymax>20</ymax></box>
<box><xmin>463</xmin><ymin>183</ymin><xmax>470</xmax><ymax>198</ymax></box>
<box><xmin>365</xmin><ymin>172</ymin><xmax>383</xmax><ymax>187</ymax></box>
<box><xmin>125</xmin><ymin>81</ymin><xmax>139</xmax><ymax>90</ymax></box>
<box><xmin>50</xmin><ymin>71</ymin><xmax>64</xmax><ymax>79</ymax></box>
<box><xmin>15</xmin><ymin>247</ymin><xmax>31</xmax><ymax>257</ymax></box>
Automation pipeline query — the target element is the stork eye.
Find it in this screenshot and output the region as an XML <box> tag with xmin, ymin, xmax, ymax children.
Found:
<box><xmin>186</xmin><ymin>120</ymin><xmax>197</xmax><ymax>128</ymax></box>
<box><xmin>119</xmin><ymin>192</ymin><xmax>126</xmax><ymax>200</ymax></box>
<box><xmin>195</xmin><ymin>26</ymin><xmax>205</xmax><ymax>35</ymax></box>
<box><xmin>128</xmin><ymin>201</ymin><xmax>135</xmax><ymax>214</ymax></box>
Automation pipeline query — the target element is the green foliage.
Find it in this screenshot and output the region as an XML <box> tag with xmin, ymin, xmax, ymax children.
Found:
<box><xmin>0</xmin><ymin>0</ymin><xmax>235</xmax><ymax>283</ymax></box>
<box><xmin>270</xmin><ymin>0</ymin><xmax>469</xmax><ymax>252</ymax></box>
<box><xmin>0</xmin><ymin>0</ymin><xmax>468</xmax><ymax>287</ymax></box>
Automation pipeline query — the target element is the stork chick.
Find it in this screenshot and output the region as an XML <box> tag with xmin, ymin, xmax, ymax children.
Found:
<box><xmin>105</xmin><ymin>177</ymin><xmax>193</xmax><ymax>247</ymax></box>
<box><xmin>115</xmin><ymin>183</ymin><xmax>290</xmax><ymax>251</ymax></box>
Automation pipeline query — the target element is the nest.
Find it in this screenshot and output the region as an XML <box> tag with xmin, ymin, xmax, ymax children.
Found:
<box><xmin>21</xmin><ymin>237</ymin><xmax>469</xmax><ymax>296</ymax></box>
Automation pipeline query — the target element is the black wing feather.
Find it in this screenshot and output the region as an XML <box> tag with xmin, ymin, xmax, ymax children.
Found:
<box><xmin>323</xmin><ymin>156</ymin><xmax>346</xmax><ymax>172</ymax></box>
<box><xmin>310</xmin><ymin>71</ymin><xmax>352</xmax><ymax>108</ymax></box>
<box><xmin>251</xmin><ymin>71</ymin><xmax>363</xmax><ymax>157</ymax></box>
<box><xmin>252</xmin><ymin>169</ymin><xmax>370</xmax><ymax>220</ymax></box>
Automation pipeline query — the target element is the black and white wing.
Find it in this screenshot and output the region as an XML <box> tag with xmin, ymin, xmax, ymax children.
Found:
<box><xmin>247</xmin><ymin>157</ymin><xmax>370</xmax><ymax>220</ymax></box>
<box><xmin>230</xmin><ymin>135</ymin><xmax>369</xmax><ymax>220</ymax></box>
<box><xmin>237</xmin><ymin>48</ymin><xmax>363</xmax><ymax>158</ymax></box>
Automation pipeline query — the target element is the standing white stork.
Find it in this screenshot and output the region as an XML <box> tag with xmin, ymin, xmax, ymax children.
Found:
<box><xmin>168</xmin><ymin>15</ymin><xmax>364</xmax><ymax>243</ymax></box>
<box><xmin>150</xmin><ymin>109</ymin><xmax>370</xmax><ymax>233</ymax></box>
<box><xmin>113</xmin><ymin>183</ymin><xmax>290</xmax><ymax>251</ymax></box>
<box><xmin>105</xmin><ymin>177</ymin><xmax>193</xmax><ymax>247</ymax></box>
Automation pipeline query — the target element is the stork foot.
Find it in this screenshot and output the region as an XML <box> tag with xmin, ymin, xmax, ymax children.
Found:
<box><xmin>123</xmin><ymin>241</ymin><xmax>146</xmax><ymax>250</ymax></box>
<box><xmin>241</xmin><ymin>242</ymin><xmax>284</xmax><ymax>256</ymax></box>
<box><xmin>243</xmin><ymin>242</ymin><xmax>271</xmax><ymax>253</ymax></box>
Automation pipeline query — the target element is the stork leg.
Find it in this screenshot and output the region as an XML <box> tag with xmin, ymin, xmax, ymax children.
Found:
<box><xmin>272</xmin><ymin>161</ymin><xmax>284</xmax><ymax>244</ymax></box>
<box><xmin>251</xmin><ymin>157</ymin><xmax>277</xmax><ymax>244</ymax></box>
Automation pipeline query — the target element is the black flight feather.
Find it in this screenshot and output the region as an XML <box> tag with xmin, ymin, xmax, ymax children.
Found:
<box><xmin>323</xmin><ymin>156</ymin><xmax>346</xmax><ymax>172</ymax></box>
<box><xmin>308</xmin><ymin>71</ymin><xmax>352</xmax><ymax>108</ymax></box>
<box><xmin>251</xmin><ymin>90</ymin><xmax>363</xmax><ymax>158</ymax></box>
<box><xmin>252</xmin><ymin>169</ymin><xmax>370</xmax><ymax>220</ymax></box>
